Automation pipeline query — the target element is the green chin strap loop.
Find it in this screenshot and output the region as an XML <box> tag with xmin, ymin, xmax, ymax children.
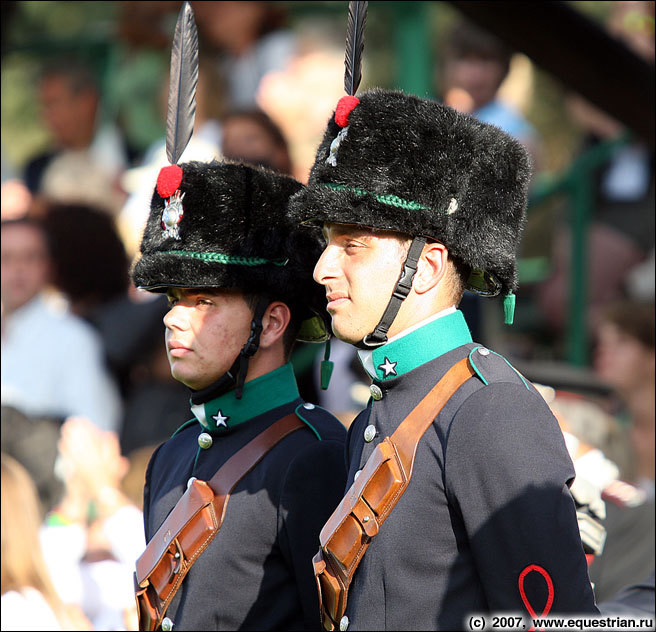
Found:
<box><xmin>503</xmin><ymin>292</ymin><xmax>516</xmax><ymax>325</ymax></box>
<box><xmin>320</xmin><ymin>338</ymin><xmax>334</xmax><ymax>390</ymax></box>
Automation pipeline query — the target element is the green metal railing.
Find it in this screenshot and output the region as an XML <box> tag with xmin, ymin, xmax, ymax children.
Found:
<box><xmin>527</xmin><ymin>133</ymin><xmax>631</xmax><ymax>366</ymax></box>
<box><xmin>389</xmin><ymin>1</ymin><xmax>434</xmax><ymax>97</ymax></box>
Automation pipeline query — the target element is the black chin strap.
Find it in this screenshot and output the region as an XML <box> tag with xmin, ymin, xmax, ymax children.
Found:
<box><xmin>189</xmin><ymin>355</ymin><xmax>241</xmax><ymax>405</ymax></box>
<box><xmin>189</xmin><ymin>297</ymin><xmax>269</xmax><ymax>404</ymax></box>
<box><xmin>234</xmin><ymin>298</ymin><xmax>269</xmax><ymax>399</ymax></box>
<box><xmin>359</xmin><ymin>236</ymin><xmax>427</xmax><ymax>349</ymax></box>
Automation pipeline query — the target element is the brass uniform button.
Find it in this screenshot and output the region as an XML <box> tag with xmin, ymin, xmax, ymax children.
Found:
<box><xmin>198</xmin><ymin>432</ymin><xmax>213</xmax><ymax>449</ymax></box>
<box><xmin>370</xmin><ymin>384</ymin><xmax>383</xmax><ymax>400</ymax></box>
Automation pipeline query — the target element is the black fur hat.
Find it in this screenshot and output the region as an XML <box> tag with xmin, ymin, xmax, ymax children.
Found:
<box><xmin>131</xmin><ymin>160</ymin><xmax>329</xmax><ymax>342</ymax></box>
<box><xmin>289</xmin><ymin>88</ymin><xmax>532</xmax><ymax>298</ymax></box>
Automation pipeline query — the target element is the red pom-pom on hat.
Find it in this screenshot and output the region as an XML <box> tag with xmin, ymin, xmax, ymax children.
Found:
<box><xmin>335</xmin><ymin>95</ymin><xmax>360</xmax><ymax>128</ymax></box>
<box><xmin>157</xmin><ymin>164</ymin><xmax>183</xmax><ymax>199</ymax></box>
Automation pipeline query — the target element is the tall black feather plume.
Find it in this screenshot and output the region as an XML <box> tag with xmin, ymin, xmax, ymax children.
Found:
<box><xmin>344</xmin><ymin>0</ymin><xmax>368</xmax><ymax>96</ymax></box>
<box><xmin>166</xmin><ymin>1</ymin><xmax>199</xmax><ymax>165</ymax></box>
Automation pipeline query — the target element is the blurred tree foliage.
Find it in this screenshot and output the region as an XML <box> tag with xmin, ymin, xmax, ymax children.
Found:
<box><xmin>1</xmin><ymin>1</ymin><xmax>614</xmax><ymax>176</ymax></box>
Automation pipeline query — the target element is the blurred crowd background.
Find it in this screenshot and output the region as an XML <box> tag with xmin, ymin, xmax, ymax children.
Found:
<box><xmin>1</xmin><ymin>1</ymin><xmax>654</xmax><ymax>629</ymax></box>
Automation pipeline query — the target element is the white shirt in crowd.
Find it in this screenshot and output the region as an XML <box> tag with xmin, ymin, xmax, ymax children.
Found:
<box><xmin>1</xmin><ymin>292</ymin><xmax>122</xmax><ymax>432</ymax></box>
<box><xmin>39</xmin><ymin>505</ymin><xmax>145</xmax><ymax>631</ymax></box>
<box><xmin>1</xmin><ymin>587</ymin><xmax>62</xmax><ymax>631</ymax></box>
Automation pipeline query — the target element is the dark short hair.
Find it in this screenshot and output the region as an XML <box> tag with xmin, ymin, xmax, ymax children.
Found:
<box><xmin>243</xmin><ymin>291</ymin><xmax>301</xmax><ymax>360</ymax></box>
<box><xmin>38</xmin><ymin>59</ymin><xmax>98</xmax><ymax>95</ymax></box>
<box><xmin>601</xmin><ymin>300</ymin><xmax>655</xmax><ymax>349</ymax></box>
<box><xmin>447</xmin><ymin>21</ymin><xmax>512</xmax><ymax>79</ymax></box>
<box><xmin>223</xmin><ymin>108</ymin><xmax>292</xmax><ymax>174</ymax></box>
<box><xmin>42</xmin><ymin>203</ymin><xmax>129</xmax><ymax>306</ymax></box>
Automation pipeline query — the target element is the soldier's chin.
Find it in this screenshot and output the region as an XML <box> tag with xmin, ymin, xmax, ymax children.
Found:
<box><xmin>330</xmin><ymin>320</ymin><xmax>364</xmax><ymax>347</ymax></box>
<box><xmin>170</xmin><ymin>366</ymin><xmax>198</xmax><ymax>390</ymax></box>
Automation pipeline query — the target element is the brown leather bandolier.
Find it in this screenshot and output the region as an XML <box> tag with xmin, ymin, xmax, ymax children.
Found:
<box><xmin>313</xmin><ymin>358</ymin><xmax>475</xmax><ymax>631</ymax></box>
<box><xmin>134</xmin><ymin>413</ymin><xmax>303</xmax><ymax>631</ymax></box>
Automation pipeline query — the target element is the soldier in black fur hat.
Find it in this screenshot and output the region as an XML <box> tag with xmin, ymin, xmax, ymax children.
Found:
<box><xmin>290</xmin><ymin>89</ymin><xmax>599</xmax><ymax>630</ymax></box>
<box><xmin>131</xmin><ymin>159</ymin><xmax>347</xmax><ymax>630</ymax></box>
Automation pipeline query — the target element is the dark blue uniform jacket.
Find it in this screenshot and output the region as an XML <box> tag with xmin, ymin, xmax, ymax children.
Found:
<box><xmin>342</xmin><ymin>311</ymin><xmax>598</xmax><ymax>630</ymax></box>
<box><xmin>143</xmin><ymin>364</ymin><xmax>347</xmax><ymax>630</ymax></box>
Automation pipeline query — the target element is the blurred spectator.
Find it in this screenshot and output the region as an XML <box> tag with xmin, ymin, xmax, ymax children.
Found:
<box><xmin>1</xmin><ymin>144</ymin><xmax>32</xmax><ymax>220</ymax></box>
<box><xmin>593</xmin><ymin>300</ymin><xmax>655</xmax><ymax>497</ymax></box>
<box><xmin>120</xmin><ymin>442</ymin><xmax>161</xmax><ymax>512</ymax></box>
<box><xmin>438</xmin><ymin>20</ymin><xmax>542</xmax><ymax>168</ymax></box>
<box><xmin>42</xmin><ymin>203</ymin><xmax>130</xmax><ymax>321</ymax></box>
<box><xmin>549</xmin><ymin>392</ymin><xmax>634</xmax><ymax>482</ymax></box>
<box><xmin>1</xmin><ymin>217</ymin><xmax>122</xmax><ymax>432</ymax></box>
<box><xmin>22</xmin><ymin>59</ymin><xmax>131</xmax><ymax>216</ymax></box>
<box><xmin>40</xmin><ymin>201</ymin><xmax>135</xmax><ymax>388</ymax></box>
<box><xmin>112</xmin><ymin>1</ymin><xmax>182</xmax><ymax>155</ymax></box>
<box><xmin>1</xmin><ymin>178</ymin><xmax>32</xmax><ymax>220</ymax></box>
<box><xmin>435</xmin><ymin>20</ymin><xmax>544</xmax><ymax>345</ymax></box>
<box><xmin>116</xmin><ymin>296</ymin><xmax>191</xmax><ymax>457</ymax></box>
<box><xmin>41</xmin><ymin>416</ymin><xmax>144</xmax><ymax>630</ymax></box>
<box><xmin>1</xmin><ymin>452</ymin><xmax>90</xmax><ymax>631</ymax></box>
<box><xmin>1</xmin><ymin>405</ymin><xmax>63</xmax><ymax>517</ymax></box>
<box><xmin>116</xmin><ymin>1</ymin><xmax>181</xmax><ymax>51</ymax></box>
<box><xmin>36</xmin><ymin>202</ymin><xmax>191</xmax><ymax>453</ymax></box>
<box><xmin>222</xmin><ymin>107</ymin><xmax>293</xmax><ymax>174</ymax></box>
<box><xmin>193</xmin><ymin>0</ymin><xmax>296</xmax><ymax>110</ymax></box>
<box><xmin>256</xmin><ymin>19</ymin><xmax>347</xmax><ymax>182</ymax></box>
<box><xmin>593</xmin><ymin>480</ymin><xmax>656</xmax><ymax>604</ymax></box>
<box><xmin>536</xmin><ymin>1</ymin><xmax>655</xmax><ymax>336</ymax></box>
<box><xmin>542</xmin><ymin>387</ymin><xmax>655</xmax><ymax>604</ymax></box>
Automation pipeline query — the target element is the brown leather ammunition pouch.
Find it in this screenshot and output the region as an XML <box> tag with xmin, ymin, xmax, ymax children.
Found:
<box><xmin>313</xmin><ymin>358</ymin><xmax>475</xmax><ymax>631</ymax></box>
<box><xmin>134</xmin><ymin>413</ymin><xmax>303</xmax><ymax>631</ymax></box>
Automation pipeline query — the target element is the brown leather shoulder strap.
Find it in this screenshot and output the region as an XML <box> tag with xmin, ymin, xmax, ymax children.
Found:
<box><xmin>390</xmin><ymin>357</ymin><xmax>475</xmax><ymax>480</ymax></box>
<box><xmin>207</xmin><ymin>412</ymin><xmax>304</xmax><ymax>496</ymax></box>
<box><xmin>136</xmin><ymin>412</ymin><xmax>303</xmax><ymax>584</ymax></box>
<box><xmin>318</xmin><ymin>356</ymin><xmax>475</xmax><ymax>548</ymax></box>
<box><xmin>313</xmin><ymin>357</ymin><xmax>477</xmax><ymax>631</ymax></box>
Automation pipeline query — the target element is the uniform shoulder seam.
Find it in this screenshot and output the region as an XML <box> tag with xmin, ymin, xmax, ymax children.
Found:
<box><xmin>468</xmin><ymin>346</ymin><xmax>530</xmax><ymax>390</ymax></box>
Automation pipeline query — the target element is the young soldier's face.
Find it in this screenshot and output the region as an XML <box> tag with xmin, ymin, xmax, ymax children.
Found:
<box><xmin>314</xmin><ymin>223</ymin><xmax>409</xmax><ymax>345</ymax></box>
<box><xmin>163</xmin><ymin>288</ymin><xmax>253</xmax><ymax>390</ymax></box>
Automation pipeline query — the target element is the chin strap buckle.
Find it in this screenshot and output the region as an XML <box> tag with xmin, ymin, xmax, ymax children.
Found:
<box><xmin>392</xmin><ymin>257</ymin><xmax>420</xmax><ymax>301</ymax></box>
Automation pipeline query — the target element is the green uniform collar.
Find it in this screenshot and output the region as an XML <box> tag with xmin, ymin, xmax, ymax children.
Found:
<box><xmin>358</xmin><ymin>309</ymin><xmax>472</xmax><ymax>381</ymax></box>
<box><xmin>190</xmin><ymin>362</ymin><xmax>300</xmax><ymax>432</ymax></box>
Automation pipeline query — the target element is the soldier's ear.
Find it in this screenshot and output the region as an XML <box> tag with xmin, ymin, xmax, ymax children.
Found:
<box><xmin>259</xmin><ymin>301</ymin><xmax>291</xmax><ymax>349</ymax></box>
<box><xmin>413</xmin><ymin>242</ymin><xmax>449</xmax><ymax>295</ymax></box>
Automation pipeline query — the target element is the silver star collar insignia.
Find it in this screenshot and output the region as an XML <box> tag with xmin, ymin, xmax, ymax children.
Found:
<box><xmin>378</xmin><ymin>357</ymin><xmax>398</xmax><ymax>377</ymax></box>
<box><xmin>212</xmin><ymin>410</ymin><xmax>229</xmax><ymax>428</ymax></box>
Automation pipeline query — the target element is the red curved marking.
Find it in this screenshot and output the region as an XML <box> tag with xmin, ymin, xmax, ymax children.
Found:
<box><xmin>518</xmin><ymin>564</ymin><xmax>554</xmax><ymax>631</ymax></box>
